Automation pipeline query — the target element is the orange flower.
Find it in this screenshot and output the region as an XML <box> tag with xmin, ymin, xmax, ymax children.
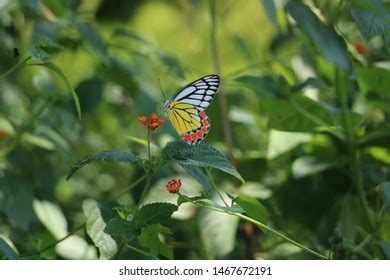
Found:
<box><xmin>353</xmin><ymin>42</ymin><xmax>369</xmax><ymax>56</ymax></box>
<box><xmin>0</xmin><ymin>131</ymin><xmax>5</xmax><ymax>138</ymax></box>
<box><xmin>138</xmin><ymin>112</ymin><xmax>165</xmax><ymax>131</ymax></box>
<box><xmin>166</xmin><ymin>179</ymin><xmax>181</xmax><ymax>193</ymax></box>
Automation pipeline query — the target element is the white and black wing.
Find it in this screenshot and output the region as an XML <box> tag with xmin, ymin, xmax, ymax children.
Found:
<box><xmin>172</xmin><ymin>74</ymin><xmax>220</xmax><ymax>111</ymax></box>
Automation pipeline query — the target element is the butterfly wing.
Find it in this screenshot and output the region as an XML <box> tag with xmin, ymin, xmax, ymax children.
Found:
<box><xmin>172</xmin><ymin>74</ymin><xmax>219</xmax><ymax>111</ymax></box>
<box><xmin>167</xmin><ymin>74</ymin><xmax>219</xmax><ymax>144</ymax></box>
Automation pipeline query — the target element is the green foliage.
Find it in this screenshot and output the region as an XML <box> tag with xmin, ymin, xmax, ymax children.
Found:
<box><xmin>286</xmin><ymin>2</ymin><xmax>351</xmax><ymax>71</ymax></box>
<box><xmin>0</xmin><ymin>238</ymin><xmax>18</xmax><ymax>260</ymax></box>
<box><xmin>133</xmin><ymin>202</ymin><xmax>178</xmax><ymax>228</ymax></box>
<box><xmin>138</xmin><ymin>224</ymin><xmax>173</xmax><ymax>259</ymax></box>
<box><xmin>1</xmin><ymin>0</ymin><xmax>390</xmax><ymax>261</ymax></box>
<box><xmin>67</xmin><ymin>150</ymin><xmax>141</xmax><ymax>180</ymax></box>
<box><xmin>82</xmin><ymin>199</ymin><xmax>118</xmax><ymax>259</ymax></box>
<box><xmin>162</xmin><ymin>141</ymin><xmax>244</xmax><ymax>182</ymax></box>
<box><xmin>235</xmin><ymin>195</ymin><xmax>269</xmax><ymax>228</ymax></box>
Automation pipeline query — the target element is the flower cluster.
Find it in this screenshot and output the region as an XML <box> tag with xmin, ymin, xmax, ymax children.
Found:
<box><xmin>166</xmin><ymin>179</ymin><xmax>181</xmax><ymax>193</ymax></box>
<box><xmin>138</xmin><ymin>112</ymin><xmax>165</xmax><ymax>131</ymax></box>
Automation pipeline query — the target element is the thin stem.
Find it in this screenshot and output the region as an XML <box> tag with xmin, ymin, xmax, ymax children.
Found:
<box><xmin>335</xmin><ymin>69</ymin><xmax>374</xmax><ymax>231</ymax></box>
<box><xmin>0</xmin><ymin>56</ymin><xmax>31</xmax><ymax>81</ymax></box>
<box><xmin>125</xmin><ymin>244</ymin><xmax>152</xmax><ymax>257</ymax></box>
<box><xmin>138</xmin><ymin>175</ymin><xmax>152</xmax><ymax>207</ymax></box>
<box><xmin>178</xmin><ymin>194</ymin><xmax>326</xmax><ymax>259</ymax></box>
<box><xmin>233</xmin><ymin>213</ymin><xmax>327</xmax><ymax>259</ymax></box>
<box><xmin>111</xmin><ymin>174</ymin><xmax>148</xmax><ymax>200</ymax></box>
<box><xmin>147</xmin><ymin>129</ymin><xmax>152</xmax><ymax>161</ymax></box>
<box><xmin>22</xmin><ymin>223</ymin><xmax>85</xmax><ymax>257</ymax></box>
<box><xmin>206</xmin><ymin>168</ymin><xmax>229</xmax><ymax>207</ymax></box>
<box><xmin>209</xmin><ymin>0</ymin><xmax>235</xmax><ymax>165</ymax></box>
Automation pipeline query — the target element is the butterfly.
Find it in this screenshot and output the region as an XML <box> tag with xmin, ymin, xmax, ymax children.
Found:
<box><xmin>163</xmin><ymin>74</ymin><xmax>220</xmax><ymax>145</ymax></box>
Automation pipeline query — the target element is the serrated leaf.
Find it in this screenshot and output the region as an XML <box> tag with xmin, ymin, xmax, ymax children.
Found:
<box><xmin>29</xmin><ymin>45</ymin><xmax>49</xmax><ymax>61</ymax></box>
<box><xmin>82</xmin><ymin>199</ymin><xmax>117</xmax><ymax>259</ymax></box>
<box><xmin>133</xmin><ymin>202</ymin><xmax>178</xmax><ymax>227</ymax></box>
<box><xmin>67</xmin><ymin>150</ymin><xmax>141</xmax><ymax>180</ymax></box>
<box><xmin>287</xmin><ymin>2</ymin><xmax>350</xmax><ymax>71</ymax></box>
<box><xmin>0</xmin><ymin>237</ymin><xmax>18</xmax><ymax>260</ymax></box>
<box><xmin>162</xmin><ymin>141</ymin><xmax>243</xmax><ymax>182</ymax></box>
<box><xmin>37</xmin><ymin>62</ymin><xmax>81</xmax><ymax>119</ymax></box>
<box><xmin>138</xmin><ymin>224</ymin><xmax>173</xmax><ymax>259</ymax></box>
<box><xmin>235</xmin><ymin>195</ymin><xmax>269</xmax><ymax>232</ymax></box>
<box><xmin>104</xmin><ymin>218</ymin><xmax>135</xmax><ymax>237</ymax></box>
<box><xmin>351</xmin><ymin>0</ymin><xmax>390</xmax><ymax>41</ymax></box>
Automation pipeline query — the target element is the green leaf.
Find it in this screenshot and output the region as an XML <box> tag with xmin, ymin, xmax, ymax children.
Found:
<box><xmin>67</xmin><ymin>150</ymin><xmax>141</xmax><ymax>180</ymax></box>
<box><xmin>381</xmin><ymin>181</ymin><xmax>390</xmax><ymax>206</ymax></box>
<box><xmin>262</xmin><ymin>95</ymin><xmax>335</xmax><ymax>132</ymax></box>
<box><xmin>287</xmin><ymin>2</ymin><xmax>350</xmax><ymax>72</ymax></box>
<box><xmin>351</xmin><ymin>0</ymin><xmax>390</xmax><ymax>41</ymax></box>
<box><xmin>37</xmin><ymin>62</ymin><xmax>81</xmax><ymax>119</ymax></box>
<box><xmin>180</xmin><ymin>165</ymin><xmax>211</xmax><ymax>192</ymax></box>
<box><xmin>104</xmin><ymin>218</ymin><xmax>135</xmax><ymax>237</ymax></box>
<box><xmin>261</xmin><ymin>0</ymin><xmax>278</xmax><ymax>28</ymax></box>
<box><xmin>0</xmin><ymin>183</ymin><xmax>34</xmax><ymax>230</ymax></box>
<box><xmin>138</xmin><ymin>224</ymin><xmax>173</xmax><ymax>259</ymax></box>
<box><xmin>292</xmin><ymin>156</ymin><xmax>337</xmax><ymax>179</ymax></box>
<box><xmin>381</xmin><ymin>241</ymin><xmax>390</xmax><ymax>259</ymax></box>
<box><xmin>133</xmin><ymin>202</ymin><xmax>178</xmax><ymax>228</ymax></box>
<box><xmin>33</xmin><ymin>200</ymin><xmax>68</xmax><ymax>239</ymax></box>
<box><xmin>199</xmin><ymin>207</ymin><xmax>239</xmax><ymax>257</ymax></box>
<box><xmin>358</xmin><ymin>67</ymin><xmax>390</xmax><ymax>97</ymax></box>
<box><xmin>235</xmin><ymin>195</ymin><xmax>269</xmax><ymax>231</ymax></box>
<box><xmin>82</xmin><ymin>199</ymin><xmax>118</xmax><ymax>259</ymax></box>
<box><xmin>290</xmin><ymin>77</ymin><xmax>331</xmax><ymax>93</ymax></box>
<box><xmin>0</xmin><ymin>237</ymin><xmax>18</xmax><ymax>260</ymax></box>
<box><xmin>75</xmin><ymin>21</ymin><xmax>107</xmax><ymax>57</ymax></box>
<box><xmin>336</xmin><ymin>196</ymin><xmax>361</xmax><ymax>242</ymax></box>
<box><xmin>162</xmin><ymin>141</ymin><xmax>244</xmax><ymax>182</ymax></box>
<box><xmin>234</xmin><ymin>75</ymin><xmax>282</xmax><ymax>97</ymax></box>
<box><xmin>55</xmin><ymin>235</ymin><xmax>97</xmax><ymax>260</ymax></box>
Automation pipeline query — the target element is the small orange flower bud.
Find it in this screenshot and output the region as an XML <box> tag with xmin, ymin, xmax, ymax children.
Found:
<box><xmin>0</xmin><ymin>131</ymin><xmax>5</xmax><ymax>138</ymax></box>
<box><xmin>166</xmin><ymin>179</ymin><xmax>181</xmax><ymax>193</ymax></box>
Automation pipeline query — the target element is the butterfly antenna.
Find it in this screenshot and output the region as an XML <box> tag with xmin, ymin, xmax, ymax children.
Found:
<box><xmin>156</xmin><ymin>78</ymin><xmax>167</xmax><ymax>100</ymax></box>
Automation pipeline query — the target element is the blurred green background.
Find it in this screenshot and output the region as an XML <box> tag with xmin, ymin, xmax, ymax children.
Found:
<box><xmin>1</xmin><ymin>0</ymin><xmax>390</xmax><ymax>260</ymax></box>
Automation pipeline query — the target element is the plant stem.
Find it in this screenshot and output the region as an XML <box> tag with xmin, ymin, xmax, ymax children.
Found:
<box><xmin>206</xmin><ymin>168</ymin><xmax>229</xmax><ymax>207</ymax></box>
<box><xmin>138</xmin><ymin>175</ymin><xmax>152</xmax><ymax>207</ymax></box>
<box><xmin>233</xmin><ymin>213</ymin><xmax>327</xmax><ymax>259</ymax></box>
<box><xmin>112</xmin><ymin>174</ymin><xmax>148</xmax><ymax>200</ymax></box>
<box><xmin>335</xmin><ymin>69</ymin><xmax>374</xmax><ymax>231</ymax></box>
<box><xmin>22</xmin><ymin>223</ymin><xmax>85</xmax><ymax>257</ymax></box>
<box><xmin>209</xmin><ymin>0</ymin><xmax>235</xmax><ymax>165</ymax></box>
<box><xmin>125</xmin><ymin>244</ymin><xmax>152</xmax><ymax>257</ymax></box>
<box><xmin>147</xmin><ymin>129</ymin><xmax>151</xmax><ymax>161</ymax></box>
<box><xmin>0</xmin><ymin>56</ymin><xmax>31</xmax><ymax>81</ymax></box>
<box><xmin>178</xmin><ymin>194</ymin><xmax>327</xmax><ymax>259</ymax></box>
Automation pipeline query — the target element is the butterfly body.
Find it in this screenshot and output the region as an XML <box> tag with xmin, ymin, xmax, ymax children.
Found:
<box><xmin>163</xmin><ymin>74</ymin><xmax>219</xmax><ymax>145</ymax></box>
